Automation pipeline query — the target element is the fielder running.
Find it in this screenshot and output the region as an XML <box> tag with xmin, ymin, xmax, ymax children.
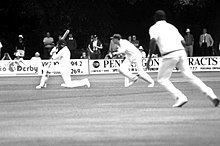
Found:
<box><xmin>112</xmin><ymin>34</ymin><xmax>154</xmax><ymax>87</ymax></box>
<box><xmin>147</xmin><ymin>10</ymin><xmax>219</xmax><ymax>107</ymax></box>
<box><xmin>36</xmin><ymin>39</ymin><xmax>90</xmax><ymax>89</ymax></box>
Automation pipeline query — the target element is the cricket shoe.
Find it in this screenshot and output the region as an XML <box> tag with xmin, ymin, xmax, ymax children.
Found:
<box><xmin>204</xmin><ymin>89</ymin><xmax>219</xmax><ymax>107</ymax></box>
<box><xmin>61</xmin><ymin>83</ymin><xmax>66</xmax><ymax>87</ymax></box>
<box><xmin>172</xmin><ymin>97</ymin><xmax>188</xmax><ymax>108</ymax></box>
<box><xmin>83</xmin><ymin>78</ymin><xmax>90</xmax><ymax>88</ymax></box>
<box><xmin>148</xmin><ymin>81</ymin><xmax>155</xmax><ymax>88</ymax></box>
<box><xmin>212</xmin><ymin>99</ymin><xmax>220</xmax><ymax>107</ymax></box>
<box><xmin>36</xmin><ymin>84</ymin><xmax>47</xmax><ymax>89</ymax></box>
<box><xmin>124</xmin><ymin>76</ymin><xmax>138</xmax><ymax>88</ymax></box>
<box><xmin>207</xmin><ymin>96</ymin><xmax>220</xmax><ymax>107</ymax></box>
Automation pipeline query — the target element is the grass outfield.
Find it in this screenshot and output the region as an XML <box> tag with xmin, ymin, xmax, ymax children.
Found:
<box><xmin>0</xmin><ymin>72</ymin><xmax>219</xmax><ymax>146</ymax></box>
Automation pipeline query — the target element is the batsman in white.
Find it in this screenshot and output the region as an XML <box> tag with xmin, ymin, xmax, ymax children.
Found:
<box><xmin>112</xmin><ymin>34</ymin><xmax>154</xmax><ymax>88</ymax></box>
<box><xmin>36</xmin><ymin>39</ymin><xmax>90</xmax><ymax>89</ymax></box>
<box><xmin>147</xmin><ymin>10</ymin><xmax>219</xmax><ymax>107</ymax></box>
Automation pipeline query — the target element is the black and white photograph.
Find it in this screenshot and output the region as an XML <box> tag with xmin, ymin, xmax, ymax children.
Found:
<box><xmin>0</xmin><ymin>0</ymin><xmax>220</xmax><ymax>146</ymax></box>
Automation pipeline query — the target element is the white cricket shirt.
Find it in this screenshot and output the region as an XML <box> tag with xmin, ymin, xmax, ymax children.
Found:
<box><xmin>149</xmin><ymin>20</ymin><xmax>185</xmax><ymax>57</ymax></box>
<box><xmin>118</xmin><ymin>39</ymin><xmax>142</xmax><ymax>61</ymax></box>
<box><xmin>52</xmin><ymin>46</ymin><xmax>71</xmax><ymax>67</ymax></box>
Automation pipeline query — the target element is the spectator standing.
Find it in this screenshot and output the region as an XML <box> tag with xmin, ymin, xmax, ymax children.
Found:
<box><xmin>88</xmin><ymin>35</ymin><xmax>103</xmax><ymax>59</ymax></box>
<box><xmin>43</xmin><ymin>32</ymin><xmax>54</xmax><ymax>59</ymax></box>
<box><xmin>66</xmin><ymin>33</ymin><xmax>77</xmax><ymax>59</ymax></box>
<box><xmin>87</xmin><ymin>35</ymin><xmax>94</xmax><ymax>59</ymax></box>
<box><xmin>131</xmin><ymin>35</ymin><xmax>139</xmax><ymax>48</ymax></box>
<box><xmin>14</xmin><ymin>35</ymin><xmax>25</xmax><ymax>59</ymax></box>
<box><xmin>199</xmin><ymin>28</ymin><xmax>214</xmax><ymax>56</ymax></box>
<box><xmin>184</xmin><ymin>28</ymin><xmax>194</xmax><ymax>57</ymax></box>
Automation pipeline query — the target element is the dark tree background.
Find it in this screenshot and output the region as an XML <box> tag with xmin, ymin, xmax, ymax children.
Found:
<box><xmin>0</xmin><ymin>0</ymin><xmax>219</xmax><ymax>59</ymax></box>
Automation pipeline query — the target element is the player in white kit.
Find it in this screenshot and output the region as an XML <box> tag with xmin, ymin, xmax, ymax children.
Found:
<box><xmin>36</xmin><ymin>39</ymin><xmax>90</xmax><ymax>89</ymax></box>
<box><xmin>147</xmin><ymin>10</ymin><xmax>219</xmax><ymax>107</ymax></box>
<box><xmin>112</xmin><ymin>34</ymin><xmax>154</xmax><ymax>87</ymax></box>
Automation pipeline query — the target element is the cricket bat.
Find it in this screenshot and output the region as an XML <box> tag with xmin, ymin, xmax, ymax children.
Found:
<box><xmin>48</xmin><ymin>29</ymin><xmax>70</xmax><ymax>69</ymax></box>
<box><xmin>50</xmin><ymin>29</ymin><xmax>70</xmax><ymax>56</ymax></box>
<box><xmin>61</xmin><ymin>29</ymin><xmax>70</xmax><ymax>40</ymax></box>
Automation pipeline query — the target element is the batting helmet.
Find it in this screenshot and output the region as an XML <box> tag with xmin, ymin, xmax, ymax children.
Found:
<box><xmin>57</xmin><ymin>39</ymin><xmax>67</xmax><ymax>46</ymax></box>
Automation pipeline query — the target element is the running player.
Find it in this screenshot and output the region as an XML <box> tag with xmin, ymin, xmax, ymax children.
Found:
<box><xmin>147</xmin><ymin>10</ymin><xmax>219</xmax><ymax>107</ymax></box>
<box><xmin>112</xmin><ymin>34</ymin><xmax>154</xmax><ymax>87</ymax></box>
<box><xmin>36</xmin><ymin>39</ymin><xmax>90</xmax><ymax>89</ymax></box>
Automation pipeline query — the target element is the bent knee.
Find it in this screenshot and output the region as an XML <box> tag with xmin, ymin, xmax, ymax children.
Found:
<box><xmin>157</xmin><ymin>78</ymin><xmax>168</xmax><ymax>85</ymax></box>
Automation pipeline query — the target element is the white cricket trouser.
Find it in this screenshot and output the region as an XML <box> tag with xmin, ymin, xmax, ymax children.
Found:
<box><xmin>60</xmin><ymin>65</ymin><xmax>87</xmax><ymax>88</ymax></box>
<box><xmin>60</xmin><ymin>66</ymin><xmax>72</xmax><ymax>85</ymax></box>
<box><xmin>120</xmin><ymin>57</ymin><xmax>154</xmax><ymax>83</ymax></box>
<box><xmin>157</xmin><ymin>52</ymin><xmax>217</xmax><ymax>100</ymax></box>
